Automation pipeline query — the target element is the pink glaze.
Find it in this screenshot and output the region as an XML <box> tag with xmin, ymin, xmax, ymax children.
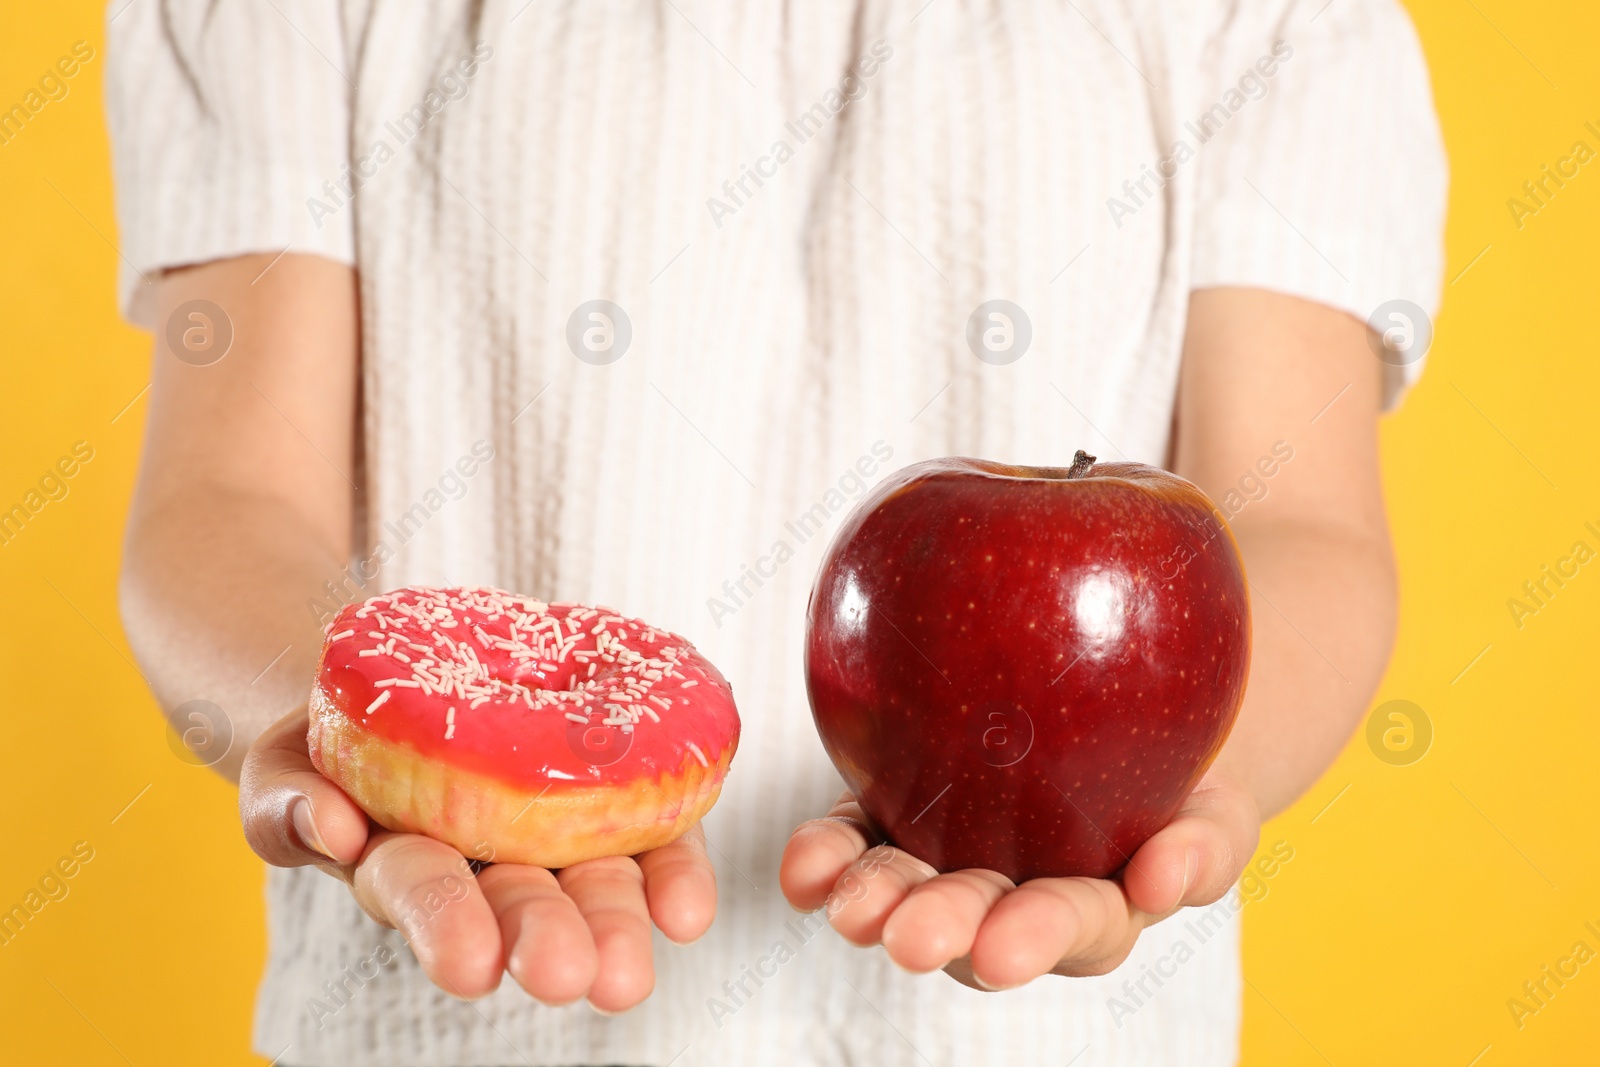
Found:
<box><xmin>316</xmin><ymin>586</ymin><xmax>740</xmax><ymax>791</ymax></box>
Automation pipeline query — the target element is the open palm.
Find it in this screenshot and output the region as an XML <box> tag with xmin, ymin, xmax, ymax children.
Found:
<box><xmin>778</xmin><ymin>770</ymin><xmax>1258</xmax><ymax>990</ymax></box>
<box><xmin>239</xmin><ymin>708</ymin><xmax>716</xmax><ymax>1010</ymax></box>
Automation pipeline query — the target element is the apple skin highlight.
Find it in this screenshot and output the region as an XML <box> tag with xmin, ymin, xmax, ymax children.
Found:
<box><xmin>804</xmin><ymin>453</ymin><xmax>1250</xmax><ymax>882</ymax></box>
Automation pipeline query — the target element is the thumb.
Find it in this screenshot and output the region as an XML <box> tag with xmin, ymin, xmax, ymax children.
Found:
<box><xmin>239</xmin><ymin>706</ymin><xmax>370</xmax><ymax>869</ymax></box>
<box><xmin>1121</xmin><ymin>768</ymin><xmax>1259</xmax><ymax>917</ymax></box>
<box><xmin>778</xmin><ymin>790</ymin><xmax>879</xmax><ymax>912</ymax></box>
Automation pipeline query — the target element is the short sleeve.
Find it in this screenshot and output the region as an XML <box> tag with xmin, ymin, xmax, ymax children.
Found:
<box><xmin>104</xmin><ymin>0</ymin><xmax>356</xmax><ymax>327</ymax></box>
<box><xmin>1189</xmin><ymin>0</ymin><xmax>1449</xmax><ymax>409</ymax></box>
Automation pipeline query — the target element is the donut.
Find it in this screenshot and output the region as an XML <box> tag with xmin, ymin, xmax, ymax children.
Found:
<box><xmin>307</xmin><ymin>585</ymin><xmax>740</xmax><ymax>868</ymax></box>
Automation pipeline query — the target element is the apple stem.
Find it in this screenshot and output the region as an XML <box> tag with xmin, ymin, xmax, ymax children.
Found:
<box><xmin>1066</xmin><ymin>450</ymin><xmax>1097</xmax><ymax>479</ymax></box>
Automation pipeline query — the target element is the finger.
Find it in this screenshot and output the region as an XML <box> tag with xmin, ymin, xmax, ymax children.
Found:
<box><xmin>239</xmin><ymin>707</ymin><xmax>368</xmax><ymax>869</ymax></box>
<box><xmin>478</xmin><ymin>863</ymin><xmax>598</xmax><ymax>1006</ymax></box>
<box><xmin>880</xmin><ymin>869</ymin><xmax>1013</xmax><ymax>973</ymax></box>
<box><xmin>1121</xmin><ymin>769</ymin><xmax>1260</xmax><ymax>916</ymax></box>
<box><xmin>970</xmin><ymin>877</ymin><xmax>1137</xmax><ymax>987</ymax></box>
<box><xmin>558</xmin><ymin>856</ymin><xmax>655</xmax><ymax>1012</ymax></box>
<box><xmin>823</xmin><ymin>845</ymin><xmax>939</xmax><ymax>948</ymax></box>
<box><xmin>351</xmin><ymin>832</ymin><xmax>504</xmax><ymax>999</ymax></box>
<box><xmin>636</xmin><ymin>824</ymin><xmax>717</xmax><ymax>945</ymax></box>
<box><xmin>779</xmin><ymin>791</ymin><xmax>875</xmax><ymax>912</ymax></box>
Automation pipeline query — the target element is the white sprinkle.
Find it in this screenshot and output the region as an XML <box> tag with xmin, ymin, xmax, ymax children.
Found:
<box><xmin>328</xmin><ymin>629</ymin><xmax>355</xmax><ymax>641</ymax></box>
<box><xmin>686</xmin><ymin>742</ymin><xmax>709</xmax><ymax>768</ymax></box>
<box><xmin>367</xmin><ymin>691</ymin><xmax>391</xmax><ymax>713</ymax></box>
<box><xmin>340</xmin><ymin>588</ymin><xmax>696</xmax><ymax>741</ymax></box>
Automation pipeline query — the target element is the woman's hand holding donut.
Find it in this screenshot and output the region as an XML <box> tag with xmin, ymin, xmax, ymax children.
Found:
<box><xmin>240</xmin><ymin>707</ymin><xmax>717</xmax><ymax>1011</ymax></box>
<box><xmin>778</xmin><ymin>769</ymin><xmax>1258</xmax><ymax>990</ymax></box>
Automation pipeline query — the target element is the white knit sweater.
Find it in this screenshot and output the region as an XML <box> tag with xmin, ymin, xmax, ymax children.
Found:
<box><xmin>107</xmin><ymin>1</ymin><xmax>1445</xmax><ymax>1064</ymax></box>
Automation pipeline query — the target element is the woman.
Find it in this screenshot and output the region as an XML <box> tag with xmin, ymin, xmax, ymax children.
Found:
<box><xmin>108</xmin><ymin>0</ymin><xmax>1445</xmax><ymax>1064</ymax></box>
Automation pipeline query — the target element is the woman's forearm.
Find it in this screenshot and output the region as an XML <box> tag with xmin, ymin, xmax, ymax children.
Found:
<box><xmin>121</xmin><ymin>486</ymin><xmax>348</xmax><ymax>781</ymax></box>
<box><xmin>1215</xmin><ymin>517</ymin><xmax>1398</xmax><ymax>819</ymax></box>
<box><xmin>1173</xmin><ymin>286</ymin><xmax>1403</xmax><ymax>823</ymax></box>
<box><xmin>119</xmin><ymin>253</ymin><xmax>360</xmax><ymax>781</ymax></box>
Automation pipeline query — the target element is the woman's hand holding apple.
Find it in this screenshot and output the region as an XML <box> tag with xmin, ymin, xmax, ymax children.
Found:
<box><xmin>779</xmin><ymin>768</ymin><xmax>1258</xmax><ymax>989</ymax></box>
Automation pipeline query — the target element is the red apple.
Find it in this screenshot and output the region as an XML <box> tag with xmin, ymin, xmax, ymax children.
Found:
<box><xmin>804</xmin><ymin>452</ymin><xmax>1250</xmax><ymax>882</ymax></box>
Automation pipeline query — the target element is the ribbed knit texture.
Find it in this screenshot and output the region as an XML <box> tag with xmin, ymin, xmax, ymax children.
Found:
<box><xmin>106</xmin><ymin>2</ymin><xmax>1446</xmax><ymax>1064</ymax></box>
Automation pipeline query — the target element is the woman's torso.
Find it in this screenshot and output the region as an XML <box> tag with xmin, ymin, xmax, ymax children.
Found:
<box><xmin>260</xmin><ymin>3</ymin><xmax>1240</xmax><ymax>1064</ymax></box>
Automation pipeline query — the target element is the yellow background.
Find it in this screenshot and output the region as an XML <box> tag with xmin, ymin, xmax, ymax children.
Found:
<box><xmin>2</xmin><ymin>2</ymin><xmax>1595</xmax><ymax>1063</ymax></box>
